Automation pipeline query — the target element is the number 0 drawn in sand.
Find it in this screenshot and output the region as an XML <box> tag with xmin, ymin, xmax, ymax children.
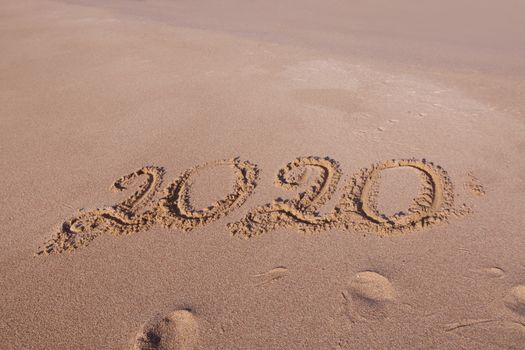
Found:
<box><xmin>339</xmin><ymin>159</ymin><xmax>469</xmax><ymax>236</ymax></box>
<box><xmin>157</xmin><ymin>158</ymin><xmax>258</xmax><ymax>231</ymax></box>
<box><xmin>38</xmin><ymin>157</ymin><xmax>483</xmax><ymax>255</ymax></box>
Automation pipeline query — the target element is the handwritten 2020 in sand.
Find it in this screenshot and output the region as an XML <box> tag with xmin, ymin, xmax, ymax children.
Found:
<box><xmin>39</xmin><ymin>157</ymin><xmax>481</xmax><ymax>255</ymax></box>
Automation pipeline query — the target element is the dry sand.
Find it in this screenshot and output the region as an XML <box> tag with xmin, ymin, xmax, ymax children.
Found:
<box><xmin>1</xmin><ymin>0</ymin><xmax>525</xmax><ymax>349</ymax></box>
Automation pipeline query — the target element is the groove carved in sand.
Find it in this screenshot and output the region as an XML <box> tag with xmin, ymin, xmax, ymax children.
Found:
<box><xmin>252</xmin><ymin>266</ymin><xmax>289</xmax><ymax>286</ymax></box>
<box><xmin>39</xmin><ymin>157</ymin><xmax>481</xmax><ymax>254</ymax></box>
<box><xmin>158</xmin><ymin>158</ymin><xmax>259</xmax><ymax>231</ymax></box>
<box><xmin>228</xmin><ymin>157</ymin><xmax>343</xmax><ymax>238</ymax></box>
<box><xmin>38</xmin><ymin>166</ymin><xmax>165</xmax><ymax>255</ymax></box>
<box><xmin>38</xmin><ymin>159</ymin><xmax>258</xmax><ymax>254</ymax></box>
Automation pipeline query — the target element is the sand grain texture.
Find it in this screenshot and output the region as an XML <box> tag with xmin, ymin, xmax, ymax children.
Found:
<box><xmin>1</xmin><ymin>0</ymin><xmax>525</xmax><ymax>349</ymax></box>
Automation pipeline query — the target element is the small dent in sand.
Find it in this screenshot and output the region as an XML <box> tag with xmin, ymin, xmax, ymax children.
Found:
<box><xmin>252</xmin><ymin>266</ymin><xmax>289</xmax><ymax>286</ymax></box>
<box><xmin>466</xmin><ymin>172</ymin><xmax>486</xmax><ymax>196</ymax></box>
<box><xmin>134</xmin><ymin>309</ymin><xmax>198</xmax><ymax>350</ymax></box>
<box><xmin>504</xmin><ymin>285</ymin><xmax>525</xmax><ymax>316</ymax></box>
<box><xmin>479</xmin><ymin>266</ymin><xmax>505</xmax><ymax>278</ymax></box>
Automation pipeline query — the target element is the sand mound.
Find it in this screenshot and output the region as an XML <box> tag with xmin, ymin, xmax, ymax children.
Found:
<box><xmin>349</xmin><ymin>271</ymin><xmax>396</xmax><ymax>302</ymax></box>
<box><xmin>342</xmin><ymin>271</ymin><xmax>397</xmax><ymax>321</ymax></box>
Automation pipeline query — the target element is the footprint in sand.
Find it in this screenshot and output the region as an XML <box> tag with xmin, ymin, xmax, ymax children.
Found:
<box><xmin>504</xmin><ymin>285</ymin><xmax>525</xmax><ymax>316</ymax></box>
<box><xmin>133</xmin><ymin>309</ymin><xmax>198</xmax><ymax>350</ymax></box>
<box><xmin>342</xmin><ymin>271</ymin><xmax>396</xmax><ymax>321</ymax></box>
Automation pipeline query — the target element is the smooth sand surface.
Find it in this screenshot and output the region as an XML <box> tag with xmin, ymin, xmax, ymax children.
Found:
<box><xmin>1</xmin><ymin>0</ymin><xmax>525</xmax><ymax>349</ymax></box>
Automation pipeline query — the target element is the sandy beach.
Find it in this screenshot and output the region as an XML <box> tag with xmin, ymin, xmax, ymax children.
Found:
<box><xmin>1</xmin><ymin>1</ymin><xmax>525</xmax><ymax>349</ymax></box>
